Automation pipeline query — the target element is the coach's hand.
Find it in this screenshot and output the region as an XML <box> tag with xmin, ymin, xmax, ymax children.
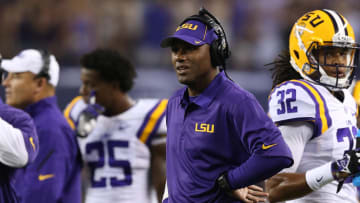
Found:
<box><xmin>231</xmin><ymin>185</ymin><xmax>268</xmax><ymax>203</ymax></box>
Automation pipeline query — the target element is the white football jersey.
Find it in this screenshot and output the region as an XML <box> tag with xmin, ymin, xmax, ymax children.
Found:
<box><xmin>268</xmin><ymin>79</ymin><xmax>358</xmax><ymax>203</ymax></box>
<box><xmin>64</xmin><ymin>97</ymin><xmax>167</xmax><ymax>203</ymax></box>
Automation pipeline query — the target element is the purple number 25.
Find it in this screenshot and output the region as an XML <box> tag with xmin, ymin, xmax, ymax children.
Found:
<box><xmin>277</xmin><ymin>89</ymin><xmax>298</xmax><ymax>115</ymax></box>
<box><xmin>86</xmin><ymin>140</ymin><xmax>132</xmax><ymax>188</ymax></box>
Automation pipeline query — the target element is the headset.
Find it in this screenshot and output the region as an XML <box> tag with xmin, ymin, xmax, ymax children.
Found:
<box><xmin>180</xmin><ymin>7</ymin><xmax>231</xmax><ymax>69</ymax></box>
<box><xmin>37</xmin><ymin>49</ymin><xmax>51</xmax><ymax>81</ymax></box>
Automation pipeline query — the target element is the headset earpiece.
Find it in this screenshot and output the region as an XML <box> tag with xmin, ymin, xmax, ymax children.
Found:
<box><xmin>209</xmin><ymin>39</ymin><xmax>222</xmax><ymax>68</ymax></box>
<box><xmin>37</xmin><ymin>49</ymin><xmax>51</xmax><ymax>80</ymax></box>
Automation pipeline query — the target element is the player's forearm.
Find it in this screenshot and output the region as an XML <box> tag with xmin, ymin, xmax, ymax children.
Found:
<box><xmin>152</xmin><ymin>172</ymin><xmax>166</xmax><ymax>203</ymax></box>
<box><xmin>266</xmin><ymin>173</ymin><xmax>312</xmax><ymax>202</ymax></box>
<box><xmin>151</xmin><ymin>143</ymin><xmax>166</xmax><ymax>203</ymax></box>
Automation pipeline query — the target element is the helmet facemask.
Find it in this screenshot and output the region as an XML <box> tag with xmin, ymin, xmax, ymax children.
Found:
<box><xmin>306</xmin><ymin>41</ymin><xmax>360</xmax><ymax>90</ymax></box>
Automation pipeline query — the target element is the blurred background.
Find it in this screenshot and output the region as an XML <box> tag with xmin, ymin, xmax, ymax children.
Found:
<box><xmin>0</xmin><ymin>0</ymin><xmax>359</xmax><ymax>110</ymax></box>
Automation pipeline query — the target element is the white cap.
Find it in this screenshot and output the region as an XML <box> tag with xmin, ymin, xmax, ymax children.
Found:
<box><xmin>2</xmin><ymin>49</ymin><xmax>60</xmax><ymax>87</ymax></box>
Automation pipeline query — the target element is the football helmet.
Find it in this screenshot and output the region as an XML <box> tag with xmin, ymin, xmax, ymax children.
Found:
<box><xmin>289</xmin><ymin>9</ymin><xmax>360</xmax><ymax>89</ymax></box>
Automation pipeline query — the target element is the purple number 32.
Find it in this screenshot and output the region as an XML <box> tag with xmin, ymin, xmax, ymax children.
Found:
<box><xmin>337</xmin><ymin>127</ymin><xmax>357</xmax><ymax>151</ymax></box>
<box><xmin>277</xmin><ymin>89</ymin><xmax>298</xmax><ymax>115</ymax></box>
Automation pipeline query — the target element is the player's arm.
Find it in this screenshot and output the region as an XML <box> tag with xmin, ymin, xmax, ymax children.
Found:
<box><xmin>0</xmin><ymin>105</ymin><xmax>38</xmax><ymax>167</ymax></box>
<box><xmin>266</xmin><ymin>122</ymin><xmax>360</xmax><ymax>202</ymax></box>
<box><xmin>145</xmin><ymin>99</ymin><xmax>168</xmax><ymax>202</ymax></box>
<box><xmin>151</xmin><ymin>139</ymin><xmax>166</xmax><ymax>203</ymax></box>
<box><xmin>266</xmin><ymin>173</ymin><xmax>311</xmax><ymax>202</ymax></box>
<box><xmin>265</xmin><ymin>122</ymin><xmax>313</xmax><ymax>202</ymax></box>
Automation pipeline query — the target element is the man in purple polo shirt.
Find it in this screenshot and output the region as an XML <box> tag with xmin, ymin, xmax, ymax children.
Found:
<box><xmin>160</xmin><ymin>8</ymin><xmax>293</xmax><ymax>202</ymax></box>
<box><xmin>0</xmin><ymin>98</ymin><xmax>39</xmax><ymax>203</ymax></box>
<box><xmin>0</xmin><ymin>55</ymin><xmax>39</xmax><ymax>202</ymax></box>
<box><xmin>2</xmin><ymin>49</ymin><xmax>81</xmax><ymax>203</ymax></box>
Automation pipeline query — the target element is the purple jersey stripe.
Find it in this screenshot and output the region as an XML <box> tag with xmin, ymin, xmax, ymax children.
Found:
<box><xmin>136</xmin><ymin>100</ymin><xmax>168</xmax><ymax>145</ymax></box>
<box><xmin>145</xmin><ymin>111</ymin><xmax>166</xmax><ymax>146</ymax></box>
<box><xmin>299</xmin><ymin>80</ymin><xmax>332</xmax><ymax>128</ymax></box>
<box><xmin>290</xmin><ymin>80</ymin><xmax>331</xmax><ymax>138</ymax></box>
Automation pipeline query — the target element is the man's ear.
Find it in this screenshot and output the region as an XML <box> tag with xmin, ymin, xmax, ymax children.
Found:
<box><xmin>35</xmin><ymin>77</ymin><xmax>48</xmax><ymax>89</ymax></box>
<box><xmin>111</xmin><ymin>81</ymin><xmax>121</xmax><ymax>91</ymax></box>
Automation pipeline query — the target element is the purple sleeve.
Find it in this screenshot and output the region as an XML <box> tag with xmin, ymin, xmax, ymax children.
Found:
<box><xmin>227</xmin><ymin>155</ymin><xmax>292</xmax><ymax>189</ymax></box>
<box><xmin>20</xmin><ymin>126</ymin><xmax>81</xmax><ymax>203</ymax></box>
<box><xmin>0</xmin><ymin>104</ymin><xmax>39</xmax><ymax>163</ymax></box>
<box><xmin>60</xmin><ymin>129</ymin><xmax>82</xmax><ymax>203</ymax></box>
<box><xmin>234</xmin><ymin>97</ymin><xmax>293</xmax><ymax>158</ymax></box>
<box><xmin>228</xmin><ymin>97</ymin><xmax>293</xmax><ymax>188</ymax></box>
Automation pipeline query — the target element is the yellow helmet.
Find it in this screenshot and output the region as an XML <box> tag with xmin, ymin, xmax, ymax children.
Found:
<box><xmin>289</xmin><ymin>9</ymin><xmax>360</xmax><ymax>89</ymax></box>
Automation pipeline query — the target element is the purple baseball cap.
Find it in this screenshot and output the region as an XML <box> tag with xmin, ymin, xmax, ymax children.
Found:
<box><xmin>160</xmin><ymin>20</ymin><xmax>218</xmax><ymax>47</ymax></box>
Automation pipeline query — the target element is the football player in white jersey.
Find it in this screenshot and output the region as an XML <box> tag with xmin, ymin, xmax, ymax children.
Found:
<box><xmin>266</xmin><ymin>9</ymin><xmax>360</xmax><ymax>202</ymax></box>
<box><xmin>64</xmin><ymin>49</ymin><xmax>167</xmax><ymax>203</ymax></box>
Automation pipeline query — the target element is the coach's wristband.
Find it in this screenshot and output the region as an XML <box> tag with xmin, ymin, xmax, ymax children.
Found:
<box><xmin>217</xmin><ymin>172</ymin><xmax>232</xmax><ymax>193</ymax></box>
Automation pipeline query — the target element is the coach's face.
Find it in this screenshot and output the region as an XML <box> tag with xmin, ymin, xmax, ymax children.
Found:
<box><xmin>171</xmin><ymin>39</ymin><xmax>215</xmax><ymax>88</ymax></box>
<box><xmin>2</xmin><ymin>72</ymin><xmax>38</xmax><ymax>109</ymax></box>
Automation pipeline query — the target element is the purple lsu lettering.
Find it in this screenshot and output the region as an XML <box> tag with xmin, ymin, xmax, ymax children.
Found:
<box><xmin>176</xmin><ymin>23</ymin><xmax>198</xmax><ymax>32</ymax></box>
<box><xmin>195</xmin><ymin>123</ymin><xmax>214</xmax><ymax>133</ymax></box>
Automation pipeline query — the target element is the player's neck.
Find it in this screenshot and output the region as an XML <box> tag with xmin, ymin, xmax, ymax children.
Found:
<box><xmin>330</xmin><ymin>90</ymin><xmax>344</xmax><ymax>102</ymax></box>
<box><xmin>104</xmin><ymin>94</ymin><xmax>135</xmax><ymax>117</ymax></box>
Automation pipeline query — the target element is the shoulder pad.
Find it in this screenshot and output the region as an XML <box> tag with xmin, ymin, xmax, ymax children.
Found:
<box><xmin>136</xmin><ymin>99</ymin><xmax>168</xmax><ymax>146</ymax></box>
<box><xmin>268</xmin><ymin>80</ymin><xmax>332</xmax><ymax>134</ymax></box>
<box><xmin>64</xmin><ymin>96</ymin><xmax>87</xmax><ymax>130</ymax></box>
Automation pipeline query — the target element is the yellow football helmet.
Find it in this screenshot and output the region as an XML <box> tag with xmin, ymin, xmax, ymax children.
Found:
<box><xmin>289</xmin><ymin>9</ymin><xmax>360</xmax><ymax>89</ymax></box>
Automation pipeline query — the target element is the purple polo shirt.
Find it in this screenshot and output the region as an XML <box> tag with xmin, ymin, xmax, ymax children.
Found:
<box><xmin>14</xmin><ymin>96</ymin><xmax>81</xmax><ymax>203</ymax></box>
<box><xmin>0</xmin><ymin>103</ymin><xmax>39</xmax><ymax>203</ymax></box>
<box><xmin>166</xmin><ymin>72</ymin><xmax>293</xmax><ymax>202</ymax></box>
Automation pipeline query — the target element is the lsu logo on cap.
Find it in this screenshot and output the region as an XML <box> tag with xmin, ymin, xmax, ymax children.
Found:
<box><xmin>176</xmin><ymin>23</ymin><xmax>198</xmax><ymax>32</ymax></box>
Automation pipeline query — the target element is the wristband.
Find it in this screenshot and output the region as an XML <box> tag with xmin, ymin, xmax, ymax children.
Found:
<box><xmin>305</xmin><ymin>162</ymin><xmax>334</xmax><ymax>191</ymax></box>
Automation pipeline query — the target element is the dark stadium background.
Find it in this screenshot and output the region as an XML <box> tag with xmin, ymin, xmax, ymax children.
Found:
<box><xmin>0</xmin><ymin>0</ymin><xmax>358</xmax><ymax>111</ymax></box>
